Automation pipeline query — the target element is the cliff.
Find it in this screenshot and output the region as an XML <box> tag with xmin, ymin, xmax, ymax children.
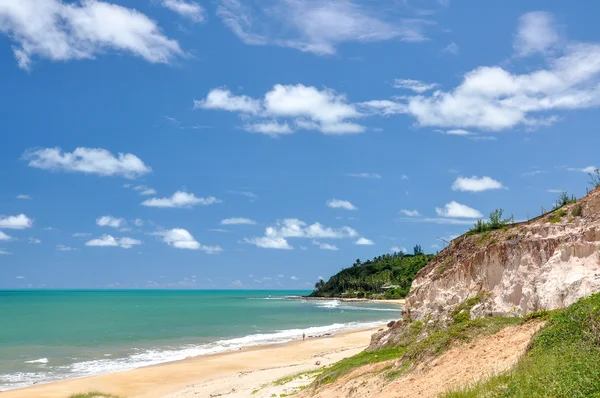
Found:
<box><xmin>403</xmin><ymin>186</ymin><xmax>600</xmax><ymax>324</ymax></box>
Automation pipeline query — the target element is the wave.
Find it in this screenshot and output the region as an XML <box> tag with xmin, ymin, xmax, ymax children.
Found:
<box><xmin>24</xmin><ymin>358</ymin><xmax>48</xmax><ymax>364</ymax></box>
<box><xmin>0</xmin><ymin>320</ymin><xmax>388</xmax><ymax>392</ymax></box>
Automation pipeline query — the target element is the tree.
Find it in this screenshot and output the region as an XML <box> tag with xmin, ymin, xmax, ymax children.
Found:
<box><xmin>413</xmin><ymin>245</ymin><xmax>423</xmax><ymax>256</ymax></box>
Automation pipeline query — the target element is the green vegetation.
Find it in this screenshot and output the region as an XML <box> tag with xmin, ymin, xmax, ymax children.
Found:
<box><xmin>552</xmin><ymin>191</ymin><xmax>577</xmax><ymax>210</ymax></box>
<box><xmin>445</xmin><ymin>293</ymin><xmax>600</xmax><ymax>398</ymax></box>
<box><xmin>467</xmin><ymin>209</ymin><xmax>514</xmax><ymax>235</ymax></box>
<box><xmin>572</xmin><ymin>203</ymin><xmax>583</xmax><ymax>217</ymax></box>
<box><xmin>549</xmin><ymin>208</ymin><xmax>568</xmax><ymax>223</ymax></box>
<box><xmin>310</xmin><ymin>248</ymin><xmax>434</xmax><ymax>298</ymax></box>
<box><xmin>68</xmin><ymin>392</ymin><xmax>120</xmax><ymax>398</ymax></box>
<box><xmin>311</xmin><ymin>311</ymin><xmax>523</xmax><ymax>389</ymax></box>
<box><xmin>589</xmin><ymin>168</ymin><xmax>600</xmax><ymax>188</ymax></box>
<box><xmin>450</xmin><ymin>292</ymin><xmax>490</xmax><ymax>324</ymax></box>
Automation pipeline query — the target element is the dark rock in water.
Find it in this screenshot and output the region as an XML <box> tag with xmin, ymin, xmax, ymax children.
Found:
<box><xmin>387</xmin><ymin>320</ymin><xmax>396</xmax><ymax>328</ymax></box>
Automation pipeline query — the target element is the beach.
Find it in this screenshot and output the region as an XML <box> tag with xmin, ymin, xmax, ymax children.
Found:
<box><xmin>2</xmin><ymin>326</ymin><xmax>381</xmax><ymax>398</ymax></box>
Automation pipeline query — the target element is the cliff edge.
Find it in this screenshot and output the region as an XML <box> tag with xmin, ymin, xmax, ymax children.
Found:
<box><xmin>402</xmin><ymin>186</ymin><xmax>600</xmax><ymax>324</ymax></box>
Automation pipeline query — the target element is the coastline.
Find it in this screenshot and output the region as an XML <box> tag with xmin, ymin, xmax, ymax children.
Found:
<box><xmin>298</xmin><ymin>296</ymin><xmax>406</xmax><ymax>306</ymax></box>
<box><xmin>1</xmin><ymin>326</ymin><xmax>383</xmax><ymax>398</ymax></box>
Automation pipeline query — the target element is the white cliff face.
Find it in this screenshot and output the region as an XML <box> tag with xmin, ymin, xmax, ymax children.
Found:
<box><xmin>405</xmin><ymin>188</ymin><xmax>600</xmax><ymax>323</ymax></box>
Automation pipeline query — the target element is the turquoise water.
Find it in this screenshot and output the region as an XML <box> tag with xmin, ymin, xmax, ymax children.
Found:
<box><xmin>0</xmin><ymin>290</ymin><xmax>401</xmax><ymax>391</ymax></box>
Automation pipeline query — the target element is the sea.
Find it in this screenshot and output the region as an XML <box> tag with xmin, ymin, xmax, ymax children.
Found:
<box><xmin>0</xmin><ymin>290</ymin><xmax>401</xmax><ymax>391</ymax></box>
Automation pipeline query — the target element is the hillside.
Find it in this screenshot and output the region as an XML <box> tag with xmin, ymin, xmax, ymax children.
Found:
<box><xmin>309</xmin><ymin>247</ymin><xmax>434</xmax><ymax>299</ymax></box>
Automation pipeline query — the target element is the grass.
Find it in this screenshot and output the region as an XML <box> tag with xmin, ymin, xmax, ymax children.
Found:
<box><xmin>549</xmin><ymin>208</ymin><xmax>568</xmax><ymax>223</ymax></box>
<box><xmin>311</xmin><ymin>295</ymin><xmax>523</xmax><ymax>390</ymax></box>
<box><xmin>444</xmin><ymin>292</ymin><xmax>600</xmax><ymax>398</ymax></box>
<box><xmin>68</xmin><ymin>392</ymin><xmax>120</xmax><ymax>398</ymax></box>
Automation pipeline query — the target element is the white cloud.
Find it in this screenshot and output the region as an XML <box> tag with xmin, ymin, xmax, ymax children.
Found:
<box><xmin>355</xmin><ymin>237</ymin><xmax>375</xmax><ymax>245</ymax></box>
<box><xmin>217</xmin><ymin>0</ymin><xmax>428</xmax><ymax>55</ymax></box>
<box><xmin>85</xmin><ymin>235</ymin><xmax>142</xmax><ymax>249</ymax></box>
<box><xmin>96</xmin><ymin>216</ymin><xmax>125</xmax><ymax>228</ymax></box>
<box><xmin>435</xmin><ymin>201</ymin><xmax>483</xmax><ymax>218</ymax></box>
<box><xmin>232</xmin><ymin>280</ymin><xmax>244</xmax><ymax>288</ymax></box>
<box><xmin>443</xmin><ymin>42</ymin><xmax>459</xmax><ymax>55</ymax></box>
<box><xmin>393</xmin><ymin>79</ymin><xmax>439</xmax><ymax>93</ymax></box>
<box><xmin>141</xmin><ymin>191</ymin><xmax>221</xmax><ymax>208</ymax></box>
<box><xmin>24</xmin><ymin>147</ymin><xmax>151</xmax><ymax>178</ymax></box>
<box><xmin>514</xmin><ymin>11</ymin><xmax>559</xmax><ymax>57</ymax></box>
<box><xmin>140</xmin><ymin>189</ymin><xmax>157</xmax><ymax>196</ymax></box>
<box><xmin>277</xmin><ymin>274</ymin><xmax>284</xmax><ymax>278</ymax></box>
<box><xmin>313</xmin><ymin>240</ymin><xmax>339</xmax><ymax>251</ymax></box>
<box><xmin>290</xmin><ymin>276</ymin><xmax>299</xmax><ymax>281</ymax></box>
<box><xmin>401</xmin><ymin>174</ymin><xmax>409</xmax><ymax>180</ymax></box>
<box><xmin>346</xmin><ymin>172</ymin><xmax>382</xmax><ymax>179</ymax></box>
<box><xmin>438</xmin><ymin>129</ymin><xmax>498</xmax><ymax>141</ymax></box>
<box><xmin>56</xmin><ymin>244</ymin><xmax>76</xmax><ymax>251</ymax></box>
<box><xmin>0</xmin><ymin>214</ymin><xmax>33</xmax><ymax>229</ymax></box>
<box><xmin>399</xmin><ymin>217</ymin><xmax>476</xmax><ymax>225</ymax></box>
<box><xmin>548</xmin><ymin>189</ymin><xmax>566</xmax><ymax>193</ymax></box>
<box><xmin>157</xmin><ymin>228</ymin><xmax>222</xmax><ymax>253</ymax></box>
<box><xmin>568</xmin><ymin>165</ymin><xmax>597</xmax><ymax>173</ymax></box>
<box><xmin>452</xmin><ymin>176</ymin><xmax>506</xmax><ymax>192</ymax></box>
<box><xmin>366</xmin><ymin>13</ymin><xmax>600</xmax><ymax>132</ymax></box>
<box><xmin>327</xmin><ymin>199</ymin><xmax>357</xmax><ymax>211</ymax></box>
<box><xmin>390</xmin><ymin>246</ymin><xmax>406</xmax><ymax>253</ymax></box>
<box><xmin>244</xmin><ymin>218</ymin><xmax>357</xmax><ymax>249</ymax></box>
<box><xmin>0</xmin><ymin>0</ymin><xmax>182</xmax><ymax>70</ymax></box>
<box><xmin>197</xmin><ymin>84</ymin><xmax>365</xmax><ymax>135</ymax></box>
<box><xmin>399</xmin><ymin>209</ymin><xmax>420</xmax><ymax>217</ymax></box>
<box><xmin>0</xmin><ymin>232</ymin><xmax>12</xmax><ymax>241</ymax></box>
<box><xmin>28</xmin><ymin>238</ymin><xmax>41</xmax><ymax>244</ymax></box>
<box><xmin>73</xmin><ymin>232</ymin><xmax>91</xmax><ymax>237</ymax></box>
<box><xmin>15</xmin><ymin>276</ymin><xmax>24</xmax><ymax>279</ymax></box>
<box><xmin>244</xmin><ymin>236</ymin><xmax>293</xmax><ymax>250</ymax></box>
<box><xmin>244</xmin><ymin>121</ymin><xmax>293</xmax><ymax>136</ymax></box>
<box><xmin>522</xmin><ymin>170</ymin><xmax>547</xmax><ymax>177</ymax></box>
<box><xmin>445</xmin><ymin>129</ymin><xmax>472</xmax><ymax>136</ymax></box>
<box><xmin>160</xmin><ymin>0</ymin><xmax>205</xmax><ymax>22</ymax></box>
<box><xmin>16</xmin><ymin>194</ymin><xmax>31</xmax><ymax>200</ymax></box>
<box><xmin>0</xmin><ymin>250</ymin><xmax>11</xmax><ymax>255</ymax></box>
<box><xmin>221</xmin><ymin>218</ymin><xmax>256</xmax><ymax>225</ymax></box>
<box><xmin>229</xmin><ymin>190</ymin><xmax>259</xmax><ymax>201</ymax></box>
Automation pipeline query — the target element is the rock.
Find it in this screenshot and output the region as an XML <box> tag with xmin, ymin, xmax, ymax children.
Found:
<box><xmin>387</xmin><ymin>320</ymin><xmax>396</xmax><ymax>328</ymax></box>
<box><xmin>404</xmin><ymin>186</ymin><xmax>600</xmax><ymax>323</ymax></box>
<box><xmin>315</xmin><ymin>361</ymin><xmax>321</xmax><ymax>365</ymax></box>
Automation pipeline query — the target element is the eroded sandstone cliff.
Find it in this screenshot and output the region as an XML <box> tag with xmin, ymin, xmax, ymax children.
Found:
<box><xmin>404</xmin><ymin>186</ymin><xmax>600</xmax><ymax>323</ymax></box>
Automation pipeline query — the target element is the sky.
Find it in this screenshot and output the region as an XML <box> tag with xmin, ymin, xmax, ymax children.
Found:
<box><xmin>1</xmin><ymin>0</ymin><xmax>599</xmax><ymax>289</ymax></box>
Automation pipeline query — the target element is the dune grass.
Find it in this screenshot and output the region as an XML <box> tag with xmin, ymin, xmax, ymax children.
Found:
<box><xmin>445</xmin><ymin>293</ymin><xmax>600</xmax><ymax>398</ymax></box>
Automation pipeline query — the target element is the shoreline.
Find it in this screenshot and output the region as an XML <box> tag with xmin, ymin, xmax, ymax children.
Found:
<box><xmin>298</xmin><ymin>296</ymin><xmax>406</xmax><ymax>305</ymax></box>
<box><xmin>1</xmin><ymin>325</ymin><xmax>385</xmax><ymax>398</ymax></box>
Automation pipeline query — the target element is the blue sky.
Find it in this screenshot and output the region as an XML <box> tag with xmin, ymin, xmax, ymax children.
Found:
<box><xmin>1</xmin><ymin>0</ymin><xmax>599</xmax><ymax>289</ymax></box>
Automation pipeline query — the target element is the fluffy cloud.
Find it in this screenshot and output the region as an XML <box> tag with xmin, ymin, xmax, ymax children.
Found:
<box><xmin>85</xmin><ymin>235</ymin><xmax>142</xmax><ymax>249</ymax></box>
<box><xmin>514</xmin><ymin>11</ymin><xmax>559</xmax><ymax>56</ymax></box>
<box><xmin>244</xmin><ymin>236</ymin><xmax>293</xmax><ymax>250</ymax></box>
<box><xmin>0</xmin><ymin>0</ymin><xmax>182</xmax><ymax>70</ymax></box>
<box><xmin>124</xmin><ymin>184</ymin><xmax>157</xmax><ymax>196</ymax></box>
<box><xmin>327</xmin><ymin>199</ymin><xmax>357</xmax><ymax>211</ymax></box>
<box><xmin>313</xmin><ymin>240</ymin><xmax>339</xmax><ymax>251</ymax></box>
<box><xmin>28</xmin><ymin>238</ymin><xmax>41</xmax><ymax>244</ymax></box>
<box><xmin>16</xmin><ymin>194</ymin><xmax>31</xmax><ymax>200</ymax></box>
<box><xmin>0</xmin><ymin>214</ymin><xmax>33</xmax><ymax>229</ymax></box>
<box><xmin>290</xmin><ymin>276</ymin><xmax>299</xmax><ymax>281</ymax></box>
<box><xmin>363</xmin><ymin>12</ymin><xmax>600</xmax><ymax>132</ymax></box>
<box><xmin>346</xmin><ymin>172</ymin><xmax>382</xmax><ymax>179</ymax></box>
<box><xmin>96</xmin><ymin>216</ymin><xmax>125</xmax><ymax>228</ymax></box>
<box><xmin>451</xmin><ymin>176</ymin><xmax>506</xmax><ymax>192</ymax></box>
<box><xmin>24</xmin><ymin>147</ymin><xmax>151</xmax><ymax>178</ymax></box>
<box><xmin>245</xmin><ymin>218</ymin><xmax>358</xmax><ymax>249</ymax></box>
<box><xmin>221</xmin><ymin>218</ymin><xmax>256</xmax><ymax>225</ymax></box>
<box><xmin>399</xmin><ymin>209</ymin><xmax>420</xmax><ymax>217</ymax></box>
<box><xmin>443</xmin><ymin>42</ymin><xmax>459</xmax><ymax>55</ymax></box>
<box><xmin>157</xmin><ymin>228</ymin><xmax>222</xmax><ymax>253</ymax></box>
<box><xmin>196</xmin><ymin>84</ymin><xmax>365</xmax><ymax>135</ymax></box>
<box><xmin>160</xmin><ymin>0</ymin><xmax>205</xmax><ymax>22</ymax></box>
<box><xmin>217</xmin><ymin>0</ymin><xmax>428</xmax><ymax>55</ymax></box>
<box><xmin>393</xmin><ymin>79</ymin><xmax>439</xmax><ymax>93</ymax></box>
<box><xmin>355</xmin><ymin>237</ymin><xmax>375</xmax><ymax>245</ymax></box>
<box><xmin>0</xmin><ymin>231</ymin><xmax>12</xmax><ymax>241</ymax></box>
<box><xmin>435</xmin><ymin>201</ymin><xmax>483</xmax><ymax>218</ymax></box>
<box><xmin>141</xmin><ymin>191</ymin><xmax>221</xmax><ymax>208</ymax></box>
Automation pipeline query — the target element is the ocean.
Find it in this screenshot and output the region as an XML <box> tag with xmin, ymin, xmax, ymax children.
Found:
<box><xmin>0</xmin><ymin>290</ymin><xmax>401</xmax><ymax>391</ymax></box>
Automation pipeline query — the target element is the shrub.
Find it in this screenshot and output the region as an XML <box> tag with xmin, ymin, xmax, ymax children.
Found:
<box><xmin>467</xmin><ymin>209</ymin><xmax>513</xmax><ymax>235</ymax></box>
<box><xmin>552</xmin><ymin>191</ymin><xmax>577</xmax><ymax>210</ymax></box>
<box><xmin>572</xmin><ymin>203</ymin><xmax>583</xmax><ymax>217</ymax></box>
<box><xmin>589</xmin><ymin>168</ymin><xmax>600</xmax><ymax>188</ymax></box>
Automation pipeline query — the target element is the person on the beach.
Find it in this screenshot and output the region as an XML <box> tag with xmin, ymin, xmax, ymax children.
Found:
<box><xmin>302</xmin><ymin>332</ymin><xmax>306</xmax><ymax>341</ymax></box>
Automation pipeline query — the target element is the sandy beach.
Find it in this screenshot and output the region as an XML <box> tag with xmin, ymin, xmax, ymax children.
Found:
<box><xmin>2</xmin><ymin>326</ymin><xmax>383</xmax><ymax>398</ymax></box>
